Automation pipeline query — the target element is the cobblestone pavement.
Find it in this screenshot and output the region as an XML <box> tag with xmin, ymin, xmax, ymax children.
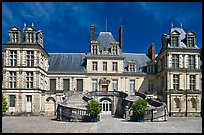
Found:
<box><xmin>2</xmin><ymin>115</ymin><xmax>202</xmax><ymax>133</ymax></box>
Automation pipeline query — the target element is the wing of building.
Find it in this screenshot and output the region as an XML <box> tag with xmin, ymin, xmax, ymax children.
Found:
<box><xmin>2</xmin><ymin>23</ymin><xmax>202</xmax><ymax>117</ymax></box>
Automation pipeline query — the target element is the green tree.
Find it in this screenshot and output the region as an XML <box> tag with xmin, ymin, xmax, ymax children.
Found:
<box><xmin>2</xmin><ymin>96</ymin><xmax>7</xmax><ymax>113</ymax></box>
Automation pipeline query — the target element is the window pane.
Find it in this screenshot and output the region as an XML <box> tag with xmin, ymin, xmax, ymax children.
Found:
<box><xmin>9</xmin><ymin>95</ymin><xmax>15</xmax><ymax>107</ymax></box>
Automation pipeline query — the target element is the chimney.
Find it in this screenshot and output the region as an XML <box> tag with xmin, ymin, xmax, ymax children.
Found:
<box><xmin>90</xmin><ymin>25</ymin><xmax>95</xmax><ymax>41</ymax></box>
<box><xmin>119</xmin><ymin>25</ymin><xmax>123</xmax><ymax>49</ymax></box>
<box><xmin>148</xmin><ymin>43</ymin><xmax>155</xmax><ymax>61</ymax></box>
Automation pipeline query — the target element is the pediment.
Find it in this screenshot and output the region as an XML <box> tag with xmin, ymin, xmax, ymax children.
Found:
<box><xmin>9</xmin><ymin>26</ymin><xmax>20</xmax><ymax>31</ymax></box>
<box><xmin>171</xmin><ymin>30</ymin><xmax>180</xmax><ymax>35</ymax></box>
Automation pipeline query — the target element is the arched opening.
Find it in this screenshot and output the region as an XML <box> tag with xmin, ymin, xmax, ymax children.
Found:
<box><xmin>190</xmin><ymin>97</ymin><xmax>196</xmax><ymax>108</ymax></box>
<box><xmin>100</xmin><ymin>98</ymin><xmax>112</xmax><ymax>115</ymax></box>
<box><xmin>174</xmin><ymin>97</ymin><xmax>180</xmax><ymax>108</ymax></box>
<box><xmin>45</xmin><ymin>97</ymin><xmax>56</xmax><ymax>116</ymax></box>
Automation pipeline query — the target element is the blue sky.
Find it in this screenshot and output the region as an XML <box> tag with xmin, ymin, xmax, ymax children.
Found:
<box><xmin>2</xmin><ymin>2</ymin><xmax>202</xmax><ymax>54</ymax></box>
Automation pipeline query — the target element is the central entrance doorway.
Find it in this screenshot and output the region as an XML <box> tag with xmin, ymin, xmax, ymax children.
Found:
<box><xmin>102</xmin><ymin>85</ymin><xmax>108</xmax><ymax>91</ymax></box>
<box><xmin>101</xmin><ymin>100</ymin><xmax>112</xmax><ymax>114</ymax></box>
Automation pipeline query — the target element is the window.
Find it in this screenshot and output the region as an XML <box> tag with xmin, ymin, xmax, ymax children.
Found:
<box><xmin>26</xmin><ymin>51</ymin><xmax>34</xmax><ymax>67</ymax></box>
<box><xmin>187</xmin><ymin>37</ymin><xmax>195</xmax><ymax>47</ymax></box>
<box><xmin>130</xmin><ymin>80</ymin><xmax>135</xmax><ymax>95</ymax></box>
<box><xmin>171</xmin><ymin>36</ymin><xmax>178</xmax><ymax>47</ymax></box>
<box><xmin>129</xmin><ymin>63</ymin><xmax>136</xmax><ymax>72</ymax></box>
<box><xmin>112</xmin><ymin>80</ymin><xmax>118</xmax><ymax>91</ymax></box>
<box><xmin>63</xmin><ymin>79</ymin><xmax>70</xmax><ymax>93</ymax></box>
<box><xmin>92</xmin><ymin>79</ymin><xmax>98</xmax><ymax>91</ymax></box>
<box><xmin>92</xmin><ymin>62</ymin><xmax>98</xmax><ymax>71</ymax></box>
<box><xmin>9</xmin><ymin>71</ymin><xmax>16</xmax><ymax>88</ymax></box>
<box><xmin>28</xmin><ymin>32</ymin><xmax>33</xmax><ymax>43</ymax></box>
<box><xmin>172</xmin><ymin>54</ymin><xmax>179</xmax><ymax>69</ymax></box>
<box><xmin>173</xmin><ymin>74</ymin><xmax>179</xmax><ymax>91</ymax></box>
<box><xmin>26</xmin><ymin>72</ymin><xmax>33</xmax><ymax>89</ymax></box>
<box><xmin>103</xmin><ymin>62</ymin><xmax>107</xmax><ymax>71</ymax></box>
<box><xmin>112</xmin><ymin>62</ymin><xmax>118</xmax><ymax>71</ymax></box>
<box><xmin>148</xmin><ymin>64</ymin><xmax>154</xmax><ymax>73</ymax></box>
<box><xmin>12</xmin><ymin>32</ymin><xmax>18</xmax><ymax>43</ymax></box>
<box><xmin>112</xmin><ymin>45</ymin><xmax>118</xmax><ymax>55</ymax></box>
<box><xmin>10</xmin><ymin>50</ymin><xmax>17</xmax><ymax>66</ymax></box>
<box><xmin>9</xmin><ymin>95</ymin><xmax>16</xmax><ymax>107</ymax></box>
<box><xmin>190</xmin><ymin>75</ymin><xmax>195</xmax><ymax>91</ymax></box>
<box><xmin>188</xmin><ymin>55</ymin><xmax>195</xmax><ymax>69</ymax></box>
<box><xmin>50</xmin><ymin>79</ymin><xmax>56</xmax><ymax>93</ymax></box>
<box><xmin>148</xmin><ymin>80</ymin><xmax>154</xmax><ymax>92</ymax></box>
<box><xmin>92</xmin><ymin>45</ymin><xmax>98</xmax><ymax>54</ymax></box>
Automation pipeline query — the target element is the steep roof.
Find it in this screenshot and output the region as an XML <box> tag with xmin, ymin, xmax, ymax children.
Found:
<box><xmin>96</xmin><ymin>32</ymin><xmax>116</xmax><ymax>50</ymax></box>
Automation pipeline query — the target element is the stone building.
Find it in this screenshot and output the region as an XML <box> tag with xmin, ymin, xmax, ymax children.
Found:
<box><xmin>2</xmin><ymin>22</ymin><xmax>202</xmax><ymax>117</ymax></box>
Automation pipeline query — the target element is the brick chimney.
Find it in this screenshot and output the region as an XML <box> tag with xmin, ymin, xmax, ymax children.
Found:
<box><xmin>90</xmin><ymin>25</ymin><xmax>95</xmax><ymax>41</ymax></box>
<box><xmin>148</xmin><ymin>43</ymin><xmax>155</xmax><ymax>61</ymax></box>
<box><xmin>119</xmin><ymin>25</ymin><xmax>123</xmax><ymax>49</ymax></box>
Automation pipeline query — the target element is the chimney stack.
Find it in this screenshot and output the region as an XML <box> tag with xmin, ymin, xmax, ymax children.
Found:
<box><xmin>90</xmin><ymin>25</ymin><xmax>95</xmax><ymax>41</ymax></box>
<box><xmin>148</xmin><ymin>43</ymin><xmax>155</xmax><ymax>61</ymax></box>
<box><xmin>119</xmin><ymin>25</ymin><xmax>123</xmax><ymax>49</ymax></box>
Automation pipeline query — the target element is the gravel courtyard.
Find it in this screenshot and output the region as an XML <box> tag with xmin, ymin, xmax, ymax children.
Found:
<box><xmin>2</xmin><ymin>115</ymin><xmax>202</xmax><ymax>133</ymax></box>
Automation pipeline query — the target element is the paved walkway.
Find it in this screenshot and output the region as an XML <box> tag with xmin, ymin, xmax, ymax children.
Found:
<box><xmin>2</xmin><ymin>115</ymin><xmax>202</xmax><ymax>133</ymax></box>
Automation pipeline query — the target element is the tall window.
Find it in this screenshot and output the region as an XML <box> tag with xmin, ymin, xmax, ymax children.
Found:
<box><xmin>129</xmin><ymin>63</ymin><xmax>136</xmax><ymax>72</ymax></box>
<box><xmin>10</xmin><ymin>50</ymin><xmax>17</xmax><ymax>66</ymax></box>
<box><xmin>9</xmin><ymin>95</ymin><xmax>16</xmax><ymax>107</ymax></box>
<box><xmin>189</xmin><ymin>75</ymin><xmax>195</xmax><ymax>91</ymax></box>
<box><xmin>50</xmin><ymin>79</ymin><xmax>56</xmax><ymax>93</ymax></box>
<box><xmin>172</xmin><ymin>54</ymin><xmax>179</xmax><ymax>69</ymax></box>
<box><xmin>112</xmin><ymin>62</ymin><xmax>118</xmax><ymax>71</ymax></box>
<box><xmin>26</xmin><ymin>50</ymin><xmax>34</xmax><ymax>67</ymax></box>
<box><xmin>92</xmin><ymin>62</ymin><xmax>98</xmax><ymax>71</ymax></box>
<box><xmin>112</xmin><ymin>45</ymin><xmax>118</xmax><ymax>55</ymax></box>
<box><xmin>9</xmin><ymin>71</ymin><xmax>16</xmax><ymax>89</ymax></box>
<box><xmin>112</xmin><ymin>80</ymin><xmax>118</xmax><ymax>91</ymax></box>
<box><xmin>92</xmin><ymin>45</ymin><xmax>98</xmax><ymax>54</ymax></box>
<box><xmin>173</xmin><ymin>74</ymin><xmax>179</xmax><ymax>91</ymax></box>
<box><xmin>63</xmin><ymin>79</ymin><xmax>70</xmax><ymax>93</ymax></box>
<box><xmin>28</xmin><ymin>33</ymin><xmax>33</xmax><ymax>43</ymax></box>
<box><xmin>130</xmin><ymin>80</ymin><xmax>135</xmax><ymax>95</ymax></box>
<box><xmin>188</xmin><ymin>55</ymin><xmax>195</xmax><ymax>69</ymax></box>
<box><xmin>103</xmin><ymin>62</ymin><xmax>107</xmax><ymax>71</ymax></box>
<box><xmin>187</xmin><ymin>37</ymin><xmax>195</xmax><ymax>47</ymax></box>
<box><xmin>92</xmin><ymin>79</ymin><xmax>98</xmax><ymax>91</ymax></box>
<box><xmin>148</xmin><ymin>80</ymin><xmax>154</xmax><ymax>92</ymax></box>
<box><xmin>26</xmin><ymin>72</ymin><xmax>33</xmax><ymax>89</ymax></box>
<box><xmin>171</xmin><ymin>36</ymin><xmax>178</xmax><ymax>47</ymax></box>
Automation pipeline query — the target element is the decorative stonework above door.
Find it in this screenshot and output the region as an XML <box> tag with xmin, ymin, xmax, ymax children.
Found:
<box><xmin>99</xmin><ymin>77</ymin><xmax>110</xmax><ymax>84</ymax></box>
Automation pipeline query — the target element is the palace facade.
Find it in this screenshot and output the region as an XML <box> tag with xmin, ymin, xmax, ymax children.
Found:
<box><xmin>2</xmin><ymin>23</ymin><xmax>202</xmax><ymax>117</ymax></box>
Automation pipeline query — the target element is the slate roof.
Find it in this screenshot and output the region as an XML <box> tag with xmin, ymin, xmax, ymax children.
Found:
<box><xmin>48</xmin><ymin>53</ymin><xmax>86</xmax><ymax>73</ymax></box>
<box><xmin>96</xmin><ymin>32</ymin><xmax>116</xmax><ymax>50</ymax></box>
<box><xmin>48</xmin><ymin>53</ymin><xmax>150</xmax><ymax>73</ymax></box>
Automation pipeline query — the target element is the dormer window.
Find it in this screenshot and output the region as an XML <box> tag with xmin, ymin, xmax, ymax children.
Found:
<box><xmin>28</xmin><ymin>32</ymin><xmax>33</xmax><ymax>43</ymax></box>
<box><xmin>128</xmin><ymin>61</ymin><xmax>136</xmax><ymax>72</ymax></box>
<box><xmin>11</xmin><ymin>32</ymin><xmax>18</xmax><ymax>43</ymax></box>
<box><xmin>112</xmin><ymin>45</ymin><xmax>118</xmax><ymax>55</ymax></box>
<box><xmin>92</xmin><ymin>44</ymin><xmax>98</xmax><ymax>55</ymax></box>
<box><xmin>187</xmin><ymin>37</ymin><xmax>195</xmax><ymax>47</ymax></box>
<box><xmin>171</xmin><ymin>36</ymin><xmax>179</xmax><ymax>47</ymax></box>
<box><xmin>148</xmin><ymin>64</ymin><xmax>154</xmax><ymax>73</ymax></box>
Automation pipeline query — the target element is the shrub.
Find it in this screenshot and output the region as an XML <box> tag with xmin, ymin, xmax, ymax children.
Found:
<box><xmin>131</xmin><ymin>98</ymin><xmax>148</xmax><ymax>116</ymax></box>
<box><xmin>86</xmin><ymin>100</ymin><xmax>101</xmax><ymax>116</ymax></box>
<box><xmin>2</xmin><ymin>96</ymin><xmax>7</xmax><ymax>113</ymax></box>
